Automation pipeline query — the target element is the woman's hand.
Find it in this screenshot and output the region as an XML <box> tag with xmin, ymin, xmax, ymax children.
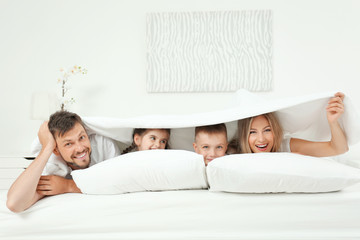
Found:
<box><xmin>326</xmin><ymin>92</ymin><xmax>345</xmax><ymax>124</ymax></box>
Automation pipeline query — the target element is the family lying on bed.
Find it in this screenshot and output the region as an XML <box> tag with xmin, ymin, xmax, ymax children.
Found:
<box><xmin>6</xmin><ymin>92</ymin><xmax>347</xmax><ymax>213</ymax></box>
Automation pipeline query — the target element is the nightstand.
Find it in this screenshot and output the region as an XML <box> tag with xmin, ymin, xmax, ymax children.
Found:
<box><xmin>0</xmin><ymin>157</ymin><xmax>32</xmax><ymax>190</ymax></box>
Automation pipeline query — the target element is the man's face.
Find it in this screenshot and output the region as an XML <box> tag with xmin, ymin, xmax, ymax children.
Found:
<box><xmin>193</xmin><ymin>132</ymin><xmax>228</xmax><ymax>166</ymax></box>
<box><xmin>54</xmin><ymin>122</ymin><xmax>92</xmax><ymax>169</ymax></box>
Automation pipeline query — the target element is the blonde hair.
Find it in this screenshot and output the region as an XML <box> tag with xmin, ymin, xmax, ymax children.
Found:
<box><xmin>237</xmin><ymin>113</ymin><xmax>283</xmax><ymax>153</ymax></box>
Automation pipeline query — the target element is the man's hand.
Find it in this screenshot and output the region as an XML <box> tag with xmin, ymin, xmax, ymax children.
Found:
<box><xmin>38</xmin><ymin>121</ymin><xmax>56</xmax><ymax>151</ymax></box>
<box><xmin>37</xmin><ymin>175</ymin><xmax>81</xmax><ymax>195</ymax></box>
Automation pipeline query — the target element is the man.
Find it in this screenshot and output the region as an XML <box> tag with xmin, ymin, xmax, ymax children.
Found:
<box><xmin>6</xmin><ymin>111</ymin><xmax>120</xmax><ymax>212</ymax></box>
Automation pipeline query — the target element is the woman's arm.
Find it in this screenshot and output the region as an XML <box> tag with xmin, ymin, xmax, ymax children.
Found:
<box><xmin>290</xmin><ymin>92</ymin><xmax>348</xmax><ymax>157</ymax></box>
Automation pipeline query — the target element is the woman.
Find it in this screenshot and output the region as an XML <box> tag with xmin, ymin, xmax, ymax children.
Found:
<box><xmin>234</xmin><ymin>92</ymin><xmax>348</xmax><ymax>157</ymax></box>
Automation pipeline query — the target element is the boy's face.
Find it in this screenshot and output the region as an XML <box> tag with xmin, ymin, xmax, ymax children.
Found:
<box><xmin>193</xmin><ymin>132</ymin><xmax>228</xmax><ymax>166</ymax></box>
<box><xmin>53</xmin><ymin>122</ymin><xmax>92</xmax><ymax>170</ymax></box>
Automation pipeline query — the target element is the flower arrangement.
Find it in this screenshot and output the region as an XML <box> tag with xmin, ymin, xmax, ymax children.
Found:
<box><xmin>58</xmin><ymin>65</ymin><xmax>87</xmax><ymax>111</ymax></box>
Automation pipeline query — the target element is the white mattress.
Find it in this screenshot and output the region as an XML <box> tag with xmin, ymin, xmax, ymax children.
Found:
<box><xmin>2</xmin><ymin>184</ymin><xmax>360</xmax><ymax>240</ymax></box>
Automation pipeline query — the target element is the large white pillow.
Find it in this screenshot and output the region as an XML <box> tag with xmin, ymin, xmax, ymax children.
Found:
<box><xmin>207</xmin><ymin>152</ymin><xmax>360</xmax><ymax>193</ymax></box>
<box><xmin>71</xmin><ymin>150</ymin><xmax>208</xmax><ymax>194</ymax></box>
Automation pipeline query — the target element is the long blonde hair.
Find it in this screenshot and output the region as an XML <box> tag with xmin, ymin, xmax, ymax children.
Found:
<box><xmin>237</xmin><ymin>113</ymin><xmax>283</xmax><ymax>153</ymax></box>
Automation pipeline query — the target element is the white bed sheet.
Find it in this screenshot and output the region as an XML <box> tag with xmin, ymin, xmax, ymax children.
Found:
<box><xmin>2</xmin><ymin>184</ymin><xmax>360</xmax><ymax>240</ymax></box>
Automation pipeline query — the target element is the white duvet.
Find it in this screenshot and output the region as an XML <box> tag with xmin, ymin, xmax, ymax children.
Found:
<box><xmin>82</xmin><ymin>89</ymin><xmax>360</xmax><ymax>151</ymax></box>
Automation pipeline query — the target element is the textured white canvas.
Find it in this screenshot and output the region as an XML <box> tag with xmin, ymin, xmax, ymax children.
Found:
<box><xmin>146</xmin><ymin>10</ymin><xmax>273</xmax><ymax>92</ymax></box>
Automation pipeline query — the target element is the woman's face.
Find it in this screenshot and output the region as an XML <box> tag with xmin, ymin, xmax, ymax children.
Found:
<box><xmin>134</xmin><ymin>129</ymin><xmax>169</xmax><ymax>151</ymax></box>
<box><xmin>248</xmin><ymin>115</ymin><xmax>274</xmax><ymax>153</ymax></box>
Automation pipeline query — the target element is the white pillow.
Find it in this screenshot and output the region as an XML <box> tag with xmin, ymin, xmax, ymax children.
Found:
<box><xmin>207</xmin><ymin>152</ymin><xmax>360</xmax><ymax>193</ymax></box>
<box><xmin>71</xmin><ymin>150</ymin><xmax>208</xmax><ymax>194</ymax></box>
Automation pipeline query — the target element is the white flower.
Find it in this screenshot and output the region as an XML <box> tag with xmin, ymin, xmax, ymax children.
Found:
<box><xmin>58</xmin><ymin>65</ymin><xmax>87</xmax><ymax>111</ymax></box>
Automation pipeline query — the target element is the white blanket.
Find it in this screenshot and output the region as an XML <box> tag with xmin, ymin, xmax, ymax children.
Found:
<box><xmin>2</xmin><ymin>184</ymin><xmax>360</xmax><ymax>239</ymax></box>
<box><xmin>83</xmin><ymin>89</ymin><xmax>360</xmax><ymax>151</ymax></box>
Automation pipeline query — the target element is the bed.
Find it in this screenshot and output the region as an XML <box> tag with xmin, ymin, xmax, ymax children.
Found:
<box><xmin>1</xmin><ymin>183</ymin><xmax>360</xmax><ymax>240</ymax></box>
<box><xmin>2</xmin><ymin>89</ymin><xmax>360</xmax><ymax>239</ymax></box>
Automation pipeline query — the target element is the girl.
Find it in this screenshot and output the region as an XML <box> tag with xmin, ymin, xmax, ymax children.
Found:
<box><xmin>122</xmin><ymin>128</ymin><xmax>171</xmax><ymax>154</ymax></box>
<box><xmin>234</xmin><ymin>92</ymin><xmax>348</xmax><ymax>157</ymax></box>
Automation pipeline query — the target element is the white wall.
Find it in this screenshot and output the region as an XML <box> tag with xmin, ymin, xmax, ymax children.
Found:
<box><xmin>1</xmin><ymin>0</ymin><xmax>360</xmax><ymax>156</ymax></box>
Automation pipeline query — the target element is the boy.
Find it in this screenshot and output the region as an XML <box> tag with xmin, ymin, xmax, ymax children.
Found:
<box><xmin>193</xmin><ymin>123</ymin><xmax>228</xmax><ymax>166</ymax></box>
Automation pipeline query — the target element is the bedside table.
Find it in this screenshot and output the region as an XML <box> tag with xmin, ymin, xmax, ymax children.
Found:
<box><xmin>0</xmin><ymin>157</ymin><xmax>32</xmax><ymax>190</ymax></box>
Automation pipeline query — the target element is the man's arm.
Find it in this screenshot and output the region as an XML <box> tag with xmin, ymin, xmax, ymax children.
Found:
<box><xmin>6</xmin><ymin>122</ymin><xmax>55</xmax><ymax>212</ymax></box>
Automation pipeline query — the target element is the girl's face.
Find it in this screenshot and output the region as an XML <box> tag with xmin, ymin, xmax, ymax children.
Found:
<box><xmin>248</xmin><ymin>115</ymin><xmax>274</xmax><ymax>153</ymax></box>
<box><xmin>134</xmin><ymin>129</ymin><xmax>169</xmax><ymax>151</ymax></box>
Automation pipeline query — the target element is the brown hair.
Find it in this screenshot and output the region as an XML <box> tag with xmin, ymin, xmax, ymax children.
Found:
<box><xmin>195</xmin><ymin>123</ymin><xmax>228</xmax><ymax>142</ymax></box>
<box><xmin>237</xmin><ymin>113</ymin><xmax>283</xmax><ymax>153</ymax></box>
<box><xmin>122</xmin><ymin>128</ymin><xmax>171</xmax><ymax>154</ymax></box>
<box><xmin>48</xmin><ymin>110</ymin><xmax>87</xmax><ymax>139</ymax></box>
